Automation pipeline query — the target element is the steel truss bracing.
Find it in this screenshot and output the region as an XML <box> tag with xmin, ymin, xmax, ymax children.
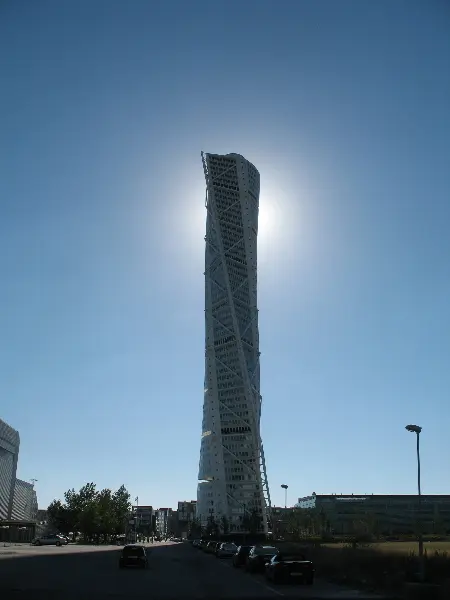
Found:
<box><xmin>197</xmin><ymin>151</ymin><xmax>271</xmax><ymax>534</ymax></box>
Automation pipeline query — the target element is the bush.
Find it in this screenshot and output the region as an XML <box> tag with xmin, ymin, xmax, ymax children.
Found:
<box><xmin>297</xmin><ymin>544</ymin><xmax>450</xmax><ymax>593</ymax></box>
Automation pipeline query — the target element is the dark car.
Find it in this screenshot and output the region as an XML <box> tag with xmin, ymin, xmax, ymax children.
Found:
<box><xmin>206</xmin><ymin>541</ymin><xmax>220</xmax><ymax>554</ymax></box>
<box><xmin>119</xmin><ymin>544</ymin><xmax>149</xmax><ymax>569</ymax></box>
<box><xmin>265</xmin><ymin>552</ymin><xmax>315</xmax><ymax>584</ymax></box>
<box><xmin>232</xmin><ymin>545</ymin><xmax>252</xmax><ymax>568</ymax></box>
<box><xmin>215</xmin><ymin>542</ymin><xmax>237</xmax><ymax>558</ymax></box>
<box><xmin>199</xmin><ymin>539</ymin><xmax>209</xmax><ymax>551</ymax></box>
<box><xmin>245</xmin><ymin>545</ymin><xmax>279</xmax><ymax>573</ymax></box>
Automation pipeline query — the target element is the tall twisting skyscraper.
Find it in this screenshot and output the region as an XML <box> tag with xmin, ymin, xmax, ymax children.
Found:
<box><xmin>197</xmin><ymin>152</ymin><xmax>271</xmax><ymax>533</ymax></box>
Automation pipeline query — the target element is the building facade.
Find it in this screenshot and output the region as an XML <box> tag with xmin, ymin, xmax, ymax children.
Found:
<box><xmin>0</xmin><ymin>418</ymin><xmax>20</xmax><ymax>520</ymax></box>
<box><xmin>133</xmin><ymin>505</ymin><xmax>154</xmax><ymax>534</ymax></box>
<box><xmin>11</xmin><ymin>478</ymin><xmax>38</xmax><ymax>521</ymax></box>
<box><xmin>176</xmin><ymin>500</ymin><xmax>196</xmax><ymax>537</ymax></box>
<box><xmin>197</xmin><ymin>152</ymin><xmax>271</xmax><ymax>533</ymax></box>
<box><xmin>155</xmin><ymin>508</ymin><xmax>172</xmax><ymax>537</ymax></box>
<box><xmin>296</xmin><ymin>493</ymin><xmax>450</xmax><ymax>535</ymax></box>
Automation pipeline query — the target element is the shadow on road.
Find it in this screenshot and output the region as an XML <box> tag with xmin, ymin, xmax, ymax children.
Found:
<box><xmin>0</xmin><ymin>542</ymin><xmax>393</xmax><ymax>599</ymax></box>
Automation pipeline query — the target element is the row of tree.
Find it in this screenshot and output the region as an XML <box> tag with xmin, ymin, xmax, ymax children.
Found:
<box><xmin>285</xmin><ymin>508</ymin><xmax>331</xmax><ymax>538</ymax></box>
<box><xmin>47</xmin><ymin>483</ymin><xmax>132</xmax><ymax>543</ymax></box>
<box><xmin>189</xmin><ymin>508</ymin><xmax>264</xmax><ymax>538</ymax></box>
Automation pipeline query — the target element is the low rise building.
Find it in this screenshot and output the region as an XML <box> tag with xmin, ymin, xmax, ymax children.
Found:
<box><xmin>296</xmin><ymin>493</ymin><xmax>450</xmax><ymax>535</ymax></box>
<box><xmin>129</xmin><ymin>505</ymin><xmax>154</xmax><ymax>540</ymax></box>
<box><xmin>134</xmin><ymin>505</ymin><xmax>153</xmax><ymax>528</ymax></box>
<box><xmin>155</xmin><ymin>508</ymin><xmax>172</xmax><ymax>537</ymax></box>
<box><xmin>177</xmin><ymin>500</ymin><xmax>196</xmax><ymax>537</ymax></box>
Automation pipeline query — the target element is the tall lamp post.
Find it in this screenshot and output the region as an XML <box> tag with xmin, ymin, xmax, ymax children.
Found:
<box><xmin>281</xmin><ymin>484</ymin><xmax>288</xmax><ymax>509</ymax></box>
<box><xmin>134</xmin><ymin>496</ymin><xmax>139</xmax><ymax>543</ymax></box>
<box><xmin>405</xmin><ymin>424</ymin><xmax>424</xmax><ymax>582</ymax></box>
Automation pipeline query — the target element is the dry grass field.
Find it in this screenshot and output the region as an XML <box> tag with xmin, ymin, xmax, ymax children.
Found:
<box><xmin>322</xmin><ymin>540</ymin><xmax>450</xmax><ymax>554</ymax></box>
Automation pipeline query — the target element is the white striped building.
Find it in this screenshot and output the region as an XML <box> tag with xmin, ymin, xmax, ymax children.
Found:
<box><xmin>0</xmin><ymin>418</ymin><xmax>20</xmax><ymax>520</ymax></box>
<box><xmin>11</xmin><ymin>478</ymin><xmax>38</xmax><ymax>521</ymax></box>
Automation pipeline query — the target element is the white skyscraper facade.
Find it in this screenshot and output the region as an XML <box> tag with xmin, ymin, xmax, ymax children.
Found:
<box><xmin>0</xmin><ymin>418</ymin><xmax>20</xmax><ymax>520</ymax></box>
<box><xmin>11</xmin><ymin>478</ymin><xmax>38</xmax><ymax>521</ymax></box>
<box><xmin>197</xmin><ymin>152</ymin><xmax>271</xmax><ymax>533</ymax></box>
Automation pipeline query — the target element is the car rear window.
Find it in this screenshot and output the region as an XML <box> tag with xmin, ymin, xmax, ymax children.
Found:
<box><xmin>222</xmin><ymin>544</ymin><xmax>237</xmax><ymax>550</ymax></box>
<box><xmin>254</xmin><ymin>546</ymin><xmax>278</xmax><ymax>555</ymax></box>
<box><xmin>124</xmin><ymin>546</ymin><xmax>145</xmax><ymax>555</ymax></box>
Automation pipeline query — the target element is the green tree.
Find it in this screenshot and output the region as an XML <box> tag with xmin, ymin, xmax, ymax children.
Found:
<box><xmin>205</xmin><ymin>515</ymin><xmax>220</xmax><ymax>537</ymax></box>
<box><xmin>97</xmin><ymin>489</ymin><xmax>115</xmax><ymax>542</ymax></box>
<box><xmin>47</xmin><ymin>500</ymin><xmax>75</xmax><ymax>536</ymax></box>
<box><xmin>286</xmin><ymin>509</ymin><xmax>303</xmax><ymax>538</ymax></box>
<box><xmin>189</xmin><ymin>517</ymin><xmax>203</xmax><ymax>538</ymax></box>
<box><xmin>47</xmin><ymin>483</ymin><xmax>131</xmax><ymax>543</ymax></box>
<box><xmin>220</xmin><ymin>515</ymin><xmax>230</xmax><ymax>535</ymax></box>
<box><xmin>111</xmin><ymin>484</ymin><xmax>131</xmax><ymax>536</ymax></box>
<box><xmin>243</xmin><ymin>509</ymin><xmax>261</xmax><ymax>534</ymax></box>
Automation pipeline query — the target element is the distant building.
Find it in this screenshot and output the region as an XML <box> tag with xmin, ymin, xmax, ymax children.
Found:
<box><xmin>174</xmin><ymin>501</ymin><xmax>197</xmax><ymax>537</ymax></box>
<box><xmin>133</xmin><ymin>505</ymin><xmax>153</xmax><ymax>530</ymax></box>
<box><xmin>155</xmin><ymin>508</ymin><xmax>172</xmax><ymax>537</ymax></box>
<box><xmin>178</xmin><ymin>501</ymin><xmax>196</xmax><ymax>523</ymax></box>
<box><xmin>0</xmin><ymin>418</ymin><xmax>20</xmax><ymax>519</ymax></box>
<box><xmin>36</xmin><ymin>509</ymin><xmax>48</xmax><ymax>524</ymax></box>
<box><xmin>296</xmin><ymin>493</ymin><xmax>450</xmax><ymax>535</ymax></box>
<box><xmin>168</xmin><ymin>510</ymin><xmax>179</xmax><ymax>536</ymax></box>
<box><xmin>11</xmin><ymin>479</ymin><xmax>38</xmax><ymax>521</ymax></box>
<box><xmin>270</xmin><ymin>506</ymin><xmax>296</xmax><ymax>538</ymax></box>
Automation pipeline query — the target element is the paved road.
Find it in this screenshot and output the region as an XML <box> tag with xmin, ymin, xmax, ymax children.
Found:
<box><xmin>0</xmin><ymin>541</ymin><xmax>385</xmax><ymax>599</ymax></box>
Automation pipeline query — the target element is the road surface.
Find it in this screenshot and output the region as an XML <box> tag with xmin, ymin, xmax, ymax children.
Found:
<box><xmin>0</xmin><ymin>540</ymin><xmax>386</xmax><ymax>599</ymax></box>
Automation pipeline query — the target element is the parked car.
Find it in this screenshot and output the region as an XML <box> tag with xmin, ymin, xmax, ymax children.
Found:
<box><xmin>232</xmin><ymin>545</ymin><xmax>252</xmax><ymax>568</ymax></box>
<box><xmin>31</xmin><ymin>534</ymin><xmax>68</xmax><ymax>546</ymax></box>
<box><xmin>206</xmin><ymin>541</ymin><xmax>219</xmax><ymax>554</ymax></box>
<box><xmin>59</xmin><ymin>535</ymin><xmax>70</xmax><ymax>544</ymax></box>
<box><xmin>245</xmin><ymin>545</ymin><xmax>279</xmax><ymax>573</ymax></box>
<box><xmin>265</xmin><ymin>552</ymin><xmax>315</xmax><ymax>584</ymax></box>
<box><xmin>215</xmin><ymin>542</ymin><xmax>237</xmax><ymax>558</ymax></box>
<box><xmin>119</xmin><ymin>544</ymin><xmax>149</xmax><ymax>569</ymax></box>
<box><xmin>199</xmin><ymin>539</ymin><xmax>209</xmax><ymax>551</ymax></box>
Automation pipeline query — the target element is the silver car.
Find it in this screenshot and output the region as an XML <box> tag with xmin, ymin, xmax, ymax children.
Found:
<box><xmin>31</xmin><ymin>534</ymin><xmax>68</xmax><ymax>546</ymax></box>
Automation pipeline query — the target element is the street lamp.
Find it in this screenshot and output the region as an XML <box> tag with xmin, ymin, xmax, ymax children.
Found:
<box><xmin>134</xmin><ymin>496</ymin><xmax>139</xmax><ymax>543</ymax></box>
<box><xmin>405</xmin><ymin>424</ymin><xmax>424</xmax><ymax>582</ymax></box>
<box><xmin>281</xmin><ymin>484</ymin><xmax>288</xmax><ymax>509</ymax></box>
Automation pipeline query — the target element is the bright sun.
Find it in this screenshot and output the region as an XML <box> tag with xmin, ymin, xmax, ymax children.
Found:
<box><xmin>258</xmin><ymin>188</ymin><xmax>281</xmax><ymax>244</ymax></box>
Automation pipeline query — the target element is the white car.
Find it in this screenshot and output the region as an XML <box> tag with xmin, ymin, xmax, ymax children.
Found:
<box><xmin>31</xmin><ymin>534</ymin><xmax>68</xmax><ymax>546</ymax></box>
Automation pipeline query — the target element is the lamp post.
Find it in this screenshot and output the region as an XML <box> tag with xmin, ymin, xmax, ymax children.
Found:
<box><xmin>405</xmin><ymin>424</ymin><xmax>424</xmax><ymax>582</ymax></box>
<box><xmin>30</xmin><ymin>479</ymin><xmax>38</xmax><ymax>523</ymax></box>
<box><xmin>281</xmin><ymin>484</ymin><xmax>288</xmax><ymax>509</ymax></box>
<box><xmin>134</xmin><ymin>496</ymin><xmax>139</xmax><ymax>543</ymax></box>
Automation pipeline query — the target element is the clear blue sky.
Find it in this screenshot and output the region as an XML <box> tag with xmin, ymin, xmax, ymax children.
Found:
<box><xmin>1</xmin><ymin>0</ymin><xmax>449</xmax><ymax>511</ymax></box>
